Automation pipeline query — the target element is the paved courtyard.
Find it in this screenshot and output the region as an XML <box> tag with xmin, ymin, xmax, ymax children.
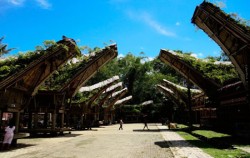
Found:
<box><xmin>0</xmin><ymin>123</ymin><xmax>212</xmax><ymax>158</ymax></box>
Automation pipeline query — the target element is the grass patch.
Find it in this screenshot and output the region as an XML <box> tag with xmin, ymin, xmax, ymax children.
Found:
<box><xmin>174</xmin><ymin>125</ymin><xmax>250</xmax><ymax>158</ymax></box>
<box><xmin>192</xmin><ymin>130</ymin><xmax>230</xmax><ymax>139</ymax></box>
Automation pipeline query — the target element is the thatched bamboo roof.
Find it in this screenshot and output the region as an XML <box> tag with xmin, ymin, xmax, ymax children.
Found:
<box><xmin>163</xmin><ymin>79</ymin><xmax>201</xmax><ymax>94</ymax></box>
<box><xmin>0</xmin><ymin>39</ymin><xmax>79</xmax><ymax>96</ymax></box>
<box><xmin>104</xmin><ymin>82</ymin><xmax>123</xmax><ymax>92</ymax></box>
<box><xmin>159</xmin><ymin>49</ymin><xmax>220</xmax><ymax>100</ymax></box>
<box><xmin>192</xmin><ymin>1</ymin><xmax>250</xmax><ymax>89</ymax></box>
<box><xmin>114</xmin><ymin>96</ymin><xmax>132</xmax><ymax>105</ymax></box>
<box><xmin>40</xmin><ymin>44</ymin><xmax>118</xmax><ymax>98</ymax></box>
<box><xmin>79</xmin><ymin>75</ymin><xmax>119</xmax><ymax>92</ymax></box>
<box><xmin>59</xmin><ymin>44</ymin><xmax>118</xmax><ymax>97</ymax></box>
<box><xmin>157</xmin><ymin>84</ymin><xmax>184</xmax><ymax>107</ymax></box>
<box><xmin>27</xmin><ymin>44</ymin><xmax>118</xmax><ymax>112</ymax></box>
<box><xmin>82</xmin><ymin>76</ymin><xmax>120</xmax><ymax>108</ymax></box>
<box><xmin>105</xmin><ymin>88</ymin><xmax>128</xmax><ymax>110</ymax></box>
<box><xmin>97</xmin><ymin>82</ymin><xmax>123</xmax><ymax>106</ymax></box>
<box><xmin>141</xmin><ymin>100</ymin><xmax>153</xmax><ymax>106</ymax></box>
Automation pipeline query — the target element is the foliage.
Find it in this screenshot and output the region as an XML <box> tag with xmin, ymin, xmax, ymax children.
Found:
<box><xmin>172</xmin><ymin>50</ymin><xmax>238</xmax><ymax>85</ymax></box>
<box><xmin>0</xmin><ymin>42</ymin><xmax>71</xmax><ymax>81</ymax></box>
<box><xmin>41</xmin><ymin>45</ymin><xmax>109</xmax><ymax>91</ymax></box>
<box><xmin>87</xmin><ymin>53</ymin><xmax>182</xmax><ymax>106</ymax></box>
<box><xmin>0</xmin><ymin>51</ymin><xmax>46</xmax><ymax>81</ymax></box>
<box><xmin>73</xmin><ymin>89</ymin><xmax>99</xmax><ymax>103</ymax></box>
<box><xmin>205</xmin><ymin>1</ymin><xmax>250</xmax><ymax>31</ymax></box>
<box><xmin>0</xmin><ymin>37</ymin><xmax>15</xmax><ymax>57</ymax></box>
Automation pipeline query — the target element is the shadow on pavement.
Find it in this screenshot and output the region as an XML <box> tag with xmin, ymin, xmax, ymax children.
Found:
<box><xmin>29</xmin><ymin>133</ymin><xmax>83</xmax><ymax>138</ymax></box>
<box><xmin>154</xmin><ymin>141</ymin><xmax>170</xmax><ymax>148</ymax></box>
<box><xmin>57</xmin><ymin>134</ymin><xmax>83</xmax><ymax>138</ymax></box>
<box><xmin>133</xmin><ymin>129</ymin><xmax>168</xmax><ymax>132</ymax></box>
<box><xmin>0</xmin><ymin>143</ymin><xmax>36</xmax><ymax>152</ymax></box>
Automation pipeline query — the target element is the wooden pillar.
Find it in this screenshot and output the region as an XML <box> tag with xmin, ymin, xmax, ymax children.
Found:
<box><xmin>14</xmin><ymin>112</ymin><xmax>20</xmax><ymax>133</ymax></box>
<box><xmin>44</xmin><ymin>113</ymin><xmax>48</xmax><ymax>128</ymax></box>
<box><xmin>110</xmin><ymin>111</ymin><xmax>113</xmax><ymax>124</ymax></box>
<box><xmin>0</xmin><ymin>110</ymin><xmax>2</xmax><ymax>127</ymax></box>
<box><xmin>111</xmin><ymin>110</ymin><xmax>115</xmax><ymax>123</ymax></box>
<box><xmin>52</xmin><ymin>112</ymin><xmax>56</xmax><ymax>129</ymax></box>
<box><xmin>80</xmin><ymin>114</ymin><xmax>83</xmax><ymax>128</ymax></box>
<box><xmin>104</xmin><ymin>109</ymin><xmax>108</xmax><ymax>124</ymax></box>
<box><xmin>245</xmin><ymin>64</ymin><xmax>250</xmax><ymax>107</ymax></box>
<box><xmin>66</xmin><ymin>113</ymin><xmax>70</xmax><ymax>128</ymax></box>
<box><xmin>34</xmin><ymin>113</ymin><xmax>38</xmax><ymax>128</ymax></box>
<box><xmin>187</xmin><ymin>80</ymin><xmax>192</xmax><ymax>129</ymax></box>
<box><xmin>61</xmin><ymin>113</ymin><xmax>64</xmax><ymax>128</ymax></box>
<box><xmin>28</xmin><ymin>112</ymin><xmax>32</xmax><ymax>129</ymax></box>
<box><xmin>94</xmin><ymin>106</ymin><xmax>99</xmax><ymax>121</ymax></box>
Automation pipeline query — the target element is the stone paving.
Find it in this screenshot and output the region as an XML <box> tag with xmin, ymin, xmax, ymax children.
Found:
<box><xmin>0</xmin><ymin>123</ymin><xmax>213</xmax><ymax>158</ymax></box>
<box><xmin>157</xmin><ymin>125</ymin><xmax>213</xmax><ymax>158</ymax></box>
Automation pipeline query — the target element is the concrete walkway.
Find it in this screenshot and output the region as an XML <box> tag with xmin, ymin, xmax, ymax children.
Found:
<box><xmin>0</xmin><ymin>123</ymin><xmax>212</xmax><ymax>158</ymax></box>
<box><xmin>157</xmin><ymin>125</ymin><xmax>213</xmax><ymax>158</ymax></box>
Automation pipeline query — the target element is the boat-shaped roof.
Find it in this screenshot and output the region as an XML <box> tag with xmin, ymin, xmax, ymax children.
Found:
<box><xmin>192</xmin><ymin>1</ymin><xmax>250</xmax><ymax>88</ymax></box>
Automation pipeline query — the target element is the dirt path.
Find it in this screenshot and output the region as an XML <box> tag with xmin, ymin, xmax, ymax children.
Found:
<box><xmin>0</xmin><ymin>123</ymin><xmax>174</xmax><ymax>158</ymax></box>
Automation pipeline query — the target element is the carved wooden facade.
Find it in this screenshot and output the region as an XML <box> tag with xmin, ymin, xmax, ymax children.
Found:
<box><xmin>192</xmin><ymin>1</ymin><xmax>250</xmax><ymax>90</ymax></box>
<box><xmin>0</xmin><ymin>39</ymin><xmax>79</xmax><ymax>133</ymax></box>
<box><xmin>0</xmin><ymin>40</ymin><xmax>79</xmax><ymax>112</ymax></box>
<box><xmin>159</xmin><ymin>49</ymin><xmax>220</xmax><ymax>101</ymax></box>
<box><xmin>25</xmin><ymin>44</ymin><xmax>118</xmax><ymax>131</ymax></box>
<box><xmin>192</xmin><ymin>1</ymin><xmax>250</xmax><ymax>134</ymax></box>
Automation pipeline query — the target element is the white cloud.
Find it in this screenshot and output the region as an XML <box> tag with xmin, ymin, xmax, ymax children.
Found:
<box><xmin>147</xmin><ymin>56</ymin><xmax>154</xmax><ymax>61</ymax></box>
<box><xmin>117</xmin><ymin>54</ymin><xmax>125</xmax><ymax>58</ymax></box>
<box><xmin>141</xmin><ymin>56</ymin><xmax>155</xmax><ymax>63</ymax></box>
<box><xmin>175</xmin><ymin>22</ymin><xmax>180</xmax><ymax>26</ymax></box>
<box><xmin>127</xmin><ymin>10</ymin><xmax>176</xmax><ymax>37</ymax></box>
<box><xmin>191</xmin><ymin>53</ymin><xmax>203</xmax><ymax>58</ymax></box>
<box><xmin>0</xmin><ymin>0</ymin><xmax>51</xmax><ymax>13</ymax></box>
<box><xmin>8</xmin><ymin>0</ymin><xmax>25</xmax><ymax>6</ymax></box>
<box><xmin>36</xmin><ymin>0</ymin><xmax>51</xmax><ymax>9</ymax></box>
<box><xmin>198</xmin><ymin>53</ymin><xmax>204</xmax><ymax>57</ymax></box>
<box><xmin>191</xmin><ymin>53</ymin><xmax>198</xmax><ymax>58</ymax></box>
<box><xmin>0</xmin><ymin>0</ymin><xmax>25</xmax><ymax>14</ymax></box>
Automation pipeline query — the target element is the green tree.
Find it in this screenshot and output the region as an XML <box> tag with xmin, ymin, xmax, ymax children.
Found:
<box><xmin>0</xmin><ymin>37</ymin><xmax>15</xmax><ymax>56</ymax></box>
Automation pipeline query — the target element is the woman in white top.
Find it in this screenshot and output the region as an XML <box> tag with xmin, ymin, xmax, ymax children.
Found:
<box><xmin>2</xmin><ymin>123</ymin><xmax>15</xmax><ymax>150</ymax></box>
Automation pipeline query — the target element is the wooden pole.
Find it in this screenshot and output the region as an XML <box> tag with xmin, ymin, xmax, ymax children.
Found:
<box><xmin>187</xmin><ymin>80</ymin><xmax>192</xmax><ymax>130</ymax></box>
<box><xmin>34</xmin><ymin>112</ymin><xmax>38</xmax><ymax>128</ymax></box>
<box><xmin>28</xmin><ymin>112</ymin><xmax>32</xmax><ymax>129</ymax></box>
<box><xmin>14</xmin><ymin>111</ymin><xmax>20</xmax><ymax>133</ymax></box>
<box><xmin>61</xmin><ymin>113</ymin><xmax>64</xmax><ymax>128</ymax></box>
<box><xmin>44</xmin><ymin>113</ymin><xmax>48</xmax><ymax>128</ymax></box>
<box><xmin>52</xmin><ymin>111</ymin><xmax>56</xmax><ymax>130</ymax></box>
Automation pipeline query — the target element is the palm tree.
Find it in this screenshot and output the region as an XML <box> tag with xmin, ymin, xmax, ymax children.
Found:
<box><xmin>0</xmin><ymin>37</ymin><xmax>15</xmax><ymax>56</ymax></box>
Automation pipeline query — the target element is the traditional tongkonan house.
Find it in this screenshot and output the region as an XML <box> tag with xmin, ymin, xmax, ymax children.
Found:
<box><xmin>69</xmin><ymin>75</ymin><xmax>120</xmax><ymax>129</ymax></box>
<box><xmin>103</xmin><ymin>87</ymin><xmax>128</xmax><ymax>124</ymax></box>
<box><xmin>160</xmin><ymin>79</ymin><xmax>202</xmax><ymax>123</ymax></box>
<box><xmin>159</xmin><ymin>49</ymin><xmax>221</xmax><ymax>127</ymax></box>
<box><xmin>0</xmin><ymin>37</ymin><xmax>80</xmax><ymax>141</ymax></box>
<box><xmin>113</xmin><ymin>95</ymin><xmax>132</xmax><ymax>122</ymax></box>
<box><xmin>22</xmin><ymin>44</ymin><xmax>118</xmax><ymax>135</ymax></box>
<box><xmin>192</xmin><ymin>1</ymin><xmax>250</xmax><ymax>136</ymax></box>
<box><xmin>95</xmin><ymin>82</ymin><xmax>123</xmax><ymax>123</ymax></box>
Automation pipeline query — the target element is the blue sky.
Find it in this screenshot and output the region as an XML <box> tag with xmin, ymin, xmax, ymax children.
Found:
<box><xmin>0</xmin><ymin>0</ymin><xmax>249</xmax><ymax>59</ymax></box>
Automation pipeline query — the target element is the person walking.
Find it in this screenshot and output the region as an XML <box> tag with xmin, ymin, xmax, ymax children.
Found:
<box><xmin>143</xmin><ymin>120</ymin><xmax>149</xmax><ymax>130</ymax></box>
<box><xmin>2</xmin><ymin>122</ymin><xmax>15</xmax><ymax>150</ymax></box>
<box><xmin>119</xmin><ymin>119</ymin><xmax>123</xmax><ymax>130</ymax></box>
<box><xmin>143</xmin><ymin>115</ymin><xmax>149</xmax><ymax>130</ymax></box>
